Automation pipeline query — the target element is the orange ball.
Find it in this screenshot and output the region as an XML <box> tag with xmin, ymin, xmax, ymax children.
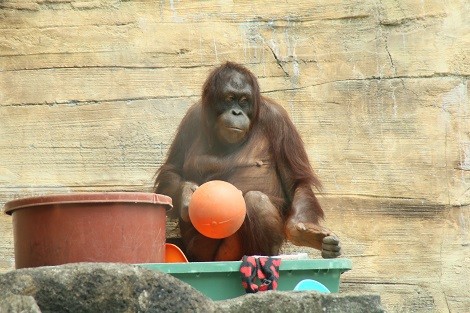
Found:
<box><xmin>189</xmin><ymin>180</ymin><xmax>246</xmax><ymax>239</ymax></box>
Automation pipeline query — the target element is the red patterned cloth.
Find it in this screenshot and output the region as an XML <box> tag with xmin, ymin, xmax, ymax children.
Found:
<box><xmin>240</xmin><ymin>256</ymin><xmax>281</xmax><ymax>293</ymax></box>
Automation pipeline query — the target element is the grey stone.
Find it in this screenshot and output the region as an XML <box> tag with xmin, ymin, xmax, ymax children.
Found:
<box><xmin>0</xmin><ymin>263</ymin><xmax>383</xmax><ymax>313</ymax></box>
<box><xmin>217</xmin><ymin>291</ymin><xmax>384</xmax><ymax>313</ymax></box>
<box><xmin>0</xmin><ymin>295</ymin><xmax>42</xmax><ymax>313</ymax></box>
<box><xmin>0</xmin><ymin>263</ymin><xmax>215</xmax><ymax>313</ymax></box>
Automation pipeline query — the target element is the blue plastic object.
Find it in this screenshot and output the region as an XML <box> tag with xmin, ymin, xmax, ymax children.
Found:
<box><xmin>294</xmin><ymin>279</ymin><xmax>330</xmax><ymax>293</ymax></box>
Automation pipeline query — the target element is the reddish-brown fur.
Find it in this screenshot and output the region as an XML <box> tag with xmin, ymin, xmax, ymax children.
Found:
<box><xmin>155</xmin><ymin>62</ymin><xmax>336</xmax><ymax>261</ymax></box>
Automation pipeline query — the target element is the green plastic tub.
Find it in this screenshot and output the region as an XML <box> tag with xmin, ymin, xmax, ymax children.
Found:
<box><xmin>140</xmin><ymin>258</ymin><xmax>352</xmax><ymax>300</ymax></box>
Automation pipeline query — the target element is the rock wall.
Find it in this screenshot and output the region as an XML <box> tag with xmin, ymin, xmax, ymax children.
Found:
<box><xmin>0</xmin><ymin>1</ymin><xmax>468</xmax><ymax>312</ymax></box>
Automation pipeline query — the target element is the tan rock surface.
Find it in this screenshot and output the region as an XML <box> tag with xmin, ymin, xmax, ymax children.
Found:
<box><xmin>0</xmin><ymin>1</ymin><xmax>468</xmax><ymax>312</ymax></box>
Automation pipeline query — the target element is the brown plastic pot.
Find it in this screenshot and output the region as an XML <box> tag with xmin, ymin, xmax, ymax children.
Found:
<box><xmin>4</xmin><ymin>192</ymin><xmax>172</xmax><ymax>269</ymax></box>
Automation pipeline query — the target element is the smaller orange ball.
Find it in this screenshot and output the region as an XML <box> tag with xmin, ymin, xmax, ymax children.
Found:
<box><xmin>189</xmin><ymin>180</ymin><xmax>246</xmax><ymax>239</ymax></box>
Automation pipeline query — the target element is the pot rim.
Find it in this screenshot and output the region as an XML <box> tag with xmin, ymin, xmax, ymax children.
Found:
<box><xmin>3</xmin><ymin>192</ymin><xmax>173</xmax><ymax>215</ymax></box>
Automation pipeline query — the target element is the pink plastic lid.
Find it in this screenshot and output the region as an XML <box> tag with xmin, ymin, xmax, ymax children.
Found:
<box><xmin>3</xmin><ymin>192</ymin><xmax>173</xmax><ymax>215</ymax></box>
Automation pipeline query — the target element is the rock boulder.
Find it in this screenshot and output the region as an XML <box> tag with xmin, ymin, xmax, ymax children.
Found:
<box><xmin>0</xmin><ymin>263</ymin><xmax>383</xmax><ymax>313</ymax></box>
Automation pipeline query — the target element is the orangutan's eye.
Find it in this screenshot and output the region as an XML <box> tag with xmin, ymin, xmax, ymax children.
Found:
<box><xmin>225</xmin><ymin>94</ymin><xmax>235</xmax><ymax>102</ymax></box>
